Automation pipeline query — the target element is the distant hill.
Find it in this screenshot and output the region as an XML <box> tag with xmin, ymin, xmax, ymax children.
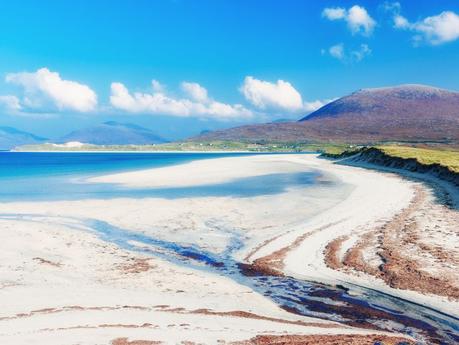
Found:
<box><xmin>0</xmin><ymin>126</ymin><xmax>47</xmax><ymax>150</ymax></box>
<box><xmin>193</xmin><ymin>84</ymin><xmax>459</xmax><ymax>145</ymax></box>
<box><xmin>58</xmin><ymin>121</ymin><xmax>167</xmax><ymax>145</ymax></box>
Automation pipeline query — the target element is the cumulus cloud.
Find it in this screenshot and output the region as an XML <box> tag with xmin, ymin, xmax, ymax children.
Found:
<box><xmin>240</xmin><ymin>77</ymin><xmax>303</xmax><ymax>111</ymax></box>
<box><xmin>181</xmin><ymin>82</ymin><xmax>208</xmax><ymax>103</ymax></box>
<box><xmin>393</xmin><ymin>14</ymin><xmax>410</xmax><ymax>29</ymax></box>
<box><xmin>322</xmin><ymin>5</ymin><xmax>376</xmax><ymax>36</ymax></box>
<box><xmin>322</xmin><ymin>7</ymin><xmax>346</xmax><ymax>20</ymax></box>
<box><xmin>151</xmin><ymin>80</ymin><xmax>165</xmax><ymax>92</ymax></box>
<box><xmin>385</xmin><ymin>3</ymin><xmax>459</xmax><ymax>45</ymax></box>
<box><xmin>0</xmin><ymin>95</ymin><xmax>22</xmax><ymax>112</ymax></box>
<box><xmin>394</xmin><ymin>11</ymin><xmax>459</xmax><ymax>45</ymax></box>
<box><xmin>326</xmin><ymin>43</ymin><xmax>371</xmax><ymax>63</ymax></box>
<box><xmin>5</xmin><ymin>68</ymin><xmax>97</xmax><ymax>112</ymax></box>
<box><xmin>329</xmin><ymin>43</ymin><xmax>345</xmax><ymax>60</ymax></box>
<box><xmin>240</xmin><ymin>76</ymin><xmax>326</xmax><ymax>113</ymax></box>
<box><xmin>110</xmin><ymin>81</ymin><xmax>252</xmax><ymax>119</ymax></box>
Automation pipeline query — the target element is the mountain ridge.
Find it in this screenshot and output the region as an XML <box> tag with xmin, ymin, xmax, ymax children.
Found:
<box><xmin>194</xmin><ymin>84</ymin><xmax>459</xmax><ymax>145</ymax></box>
<box><xmin>58</xmin><ymin>121</ymin><xmax>167</xmax><ymax>145</ymax></box>
<box><xmin>0</xmin><ymin>126</ymin><xmax>47</xmax><ymax>150</ymax></box>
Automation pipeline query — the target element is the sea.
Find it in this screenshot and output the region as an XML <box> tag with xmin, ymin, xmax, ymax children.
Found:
<box><xmin>0</xmin><ymin>152</ymin><xmax>319</xmax><ymax>201</ymax></box>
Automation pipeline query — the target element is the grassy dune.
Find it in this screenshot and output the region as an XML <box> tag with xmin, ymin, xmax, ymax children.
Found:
<box><xmin>377</xmin><ymin>145</ymin><xmax>459</xmax><ymax>173</ymax></box>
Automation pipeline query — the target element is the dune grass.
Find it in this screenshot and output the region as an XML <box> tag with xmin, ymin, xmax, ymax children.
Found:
<box><xmin>377</xmin><ymin>145</ymin><xmax>459</xmax><ymax>173</ymax></box>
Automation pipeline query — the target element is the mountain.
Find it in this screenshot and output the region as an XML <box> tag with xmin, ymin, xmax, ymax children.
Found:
<box><xmin>0</xmin><ymin>126</ymin><xmax>47</xmax><ymax>150</ymax></box>
<box><xmin>194</xmin><ymin>84</ymin><xmax>459</xmax><ymax>145</ymax></box>
<box><xmin>58</xmin><ymin>121</ymin><xmax>167</xmax><ymax>145</ymax></box>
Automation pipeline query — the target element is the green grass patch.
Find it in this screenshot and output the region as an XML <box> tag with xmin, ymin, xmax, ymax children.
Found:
<box><xmin>377</xmin><ymin>145</ymin><xmax>459</xmax><ymax>173</ymax></box>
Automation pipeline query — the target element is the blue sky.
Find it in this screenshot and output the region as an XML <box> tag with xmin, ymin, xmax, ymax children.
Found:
<box><xmin>0</xmin><ymin>0</ymin><xmax>459</xmax><ymax>140</ymax></box>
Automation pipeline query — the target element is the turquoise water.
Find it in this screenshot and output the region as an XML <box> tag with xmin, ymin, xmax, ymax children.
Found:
<box><xmin>0</xmin><ymin>152</ymin><xmax>319</xmax><ymax>201</ymax></box>
<box><xmin>0</xmin><ymin>152</ymin><xmax>232</xmax><ymax>179</ymax></box>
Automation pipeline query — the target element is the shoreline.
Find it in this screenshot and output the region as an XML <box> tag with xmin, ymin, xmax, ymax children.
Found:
<box><xmin>86</xmin><ymin>153</ymin><xmax>458</xmax><ymax>315</ymax></box>
<box><xmin>243</xmin><ymin>155</ymin><xmax>459</xmax><ymax>316</ymax></box>
<box><xmin>0</xmin><ymin>153</ymin><xmax>457</xmax><ymax>343</ymax></box>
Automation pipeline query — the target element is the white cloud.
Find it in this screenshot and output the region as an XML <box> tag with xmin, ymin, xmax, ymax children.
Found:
<box><xmin>394</xmin><ymin>14</ymin><xmax>410</xmax><ymax>29</ymax></box>
<box><xmin>240</xmin><ymin>76</ymin><xmax>327</xmax><ymax>113</ymax></box>
<box><xmin>347</xmin><ymin>5</ymin><xmax>376</xmax><ymax>35</ymax></box>
<box><xmin>5</xmin><ymin>68</ymin><xmax>97</xmax><ymax>112</ymax></box>
<box><xmin>394</xmin><ymin>11</ymin><xmax>459</xmax><ymax>45</ymax></box>
<box><xmin>383</xmin><ymin>3</ymin><xmax>409</xmax><ymax>29</ymax></box>
<box><xmin>0</xmin><ymin>95</ymin><xmax>22</xmax><ymax>112</ymax></box>
<box><xmin>181</xmin><ymin>82</ymin><xmax>208</xmax><ymax>102</ymax></box>
<box><xmin>322</xmin><ymin>5</ymin><xmax>376</xmax><ymax>36</ymax></box>
<box><xmin>351</xmin><ymin>44</ymin><xmax>371</xmax><ymax>61</ymax></box>
<box><xmin>110</xmin><ymin>81</ymin><xmax>252</xmax><ymax>119</ymax></box>
<box><xmin>240</xmin><ymin>76</ymin><xmax>303</xmax><ymax>111</ymax></box>
<box><xmin>322</xmin><ymin>7</ymin><xmax>346</xmax><ymax>20</ymax></box>
<box><xmin>151</xmin><ymin>80</ymin><xmax>165</xmax><ymax>92</ymax></box>
<box><xmin>327</xmin><ymin>43</ymin><xmax>371</xmax><ymax>62</ymax></box>
<box><xmin>329</xmin><ymin>43</ymin><xmax>345</xmax><ymax>59</ymax></box>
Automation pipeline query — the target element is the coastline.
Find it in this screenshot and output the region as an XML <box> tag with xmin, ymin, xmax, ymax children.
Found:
<box><xmin>84</xmin><ymin>153</ymin><xmax>458</xmax><ymax>314</ymax></box>
<box><xmin>0</xmin><ymin>153</ymin><xmax>457</xmax><ymax>343</ymax></box>
<box><xmin>243</xmin><ymin>155</ymin><xmax>459</xmax><ymax>316</ymax></box>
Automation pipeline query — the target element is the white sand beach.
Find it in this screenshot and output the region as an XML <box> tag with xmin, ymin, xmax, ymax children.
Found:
<box><xmin>0</xmin><ymin>154</ymin><xmax>457</xmax><ymax>344</ymax></box>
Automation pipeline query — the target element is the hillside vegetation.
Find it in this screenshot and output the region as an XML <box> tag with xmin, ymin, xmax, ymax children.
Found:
<box><xmin>194</xmin><ymin>84</ymin><xmax>459</xmax><ymax>145</ymax></box>
<box><xmin>377</xmin><ymin>145</ymin><xmax>459</xmax><ymax>173</ymax></box>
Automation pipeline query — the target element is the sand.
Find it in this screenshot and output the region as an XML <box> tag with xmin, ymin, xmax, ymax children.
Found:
<box><xmin>2</xmin><ymin>153</ymin><xmax>456</xmax><ymax>344</ymax></box>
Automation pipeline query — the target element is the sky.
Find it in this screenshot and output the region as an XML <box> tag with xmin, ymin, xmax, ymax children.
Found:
<box><xmin>1</xmin><ymin>0</ymin><xmax>459</xmax><ymax>140</ymax></box>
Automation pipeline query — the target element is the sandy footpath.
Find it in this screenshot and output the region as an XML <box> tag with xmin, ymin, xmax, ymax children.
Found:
<box><xmin>1</xmin><ymin>153</ymin><xmax>454</xmax><ymax>344</ymax></box>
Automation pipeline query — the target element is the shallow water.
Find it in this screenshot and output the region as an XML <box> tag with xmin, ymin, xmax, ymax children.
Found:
<box><xmin>0</xmin><ymin>152</ymin><xmax>322</xmax><ymax>201</ymax></box>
